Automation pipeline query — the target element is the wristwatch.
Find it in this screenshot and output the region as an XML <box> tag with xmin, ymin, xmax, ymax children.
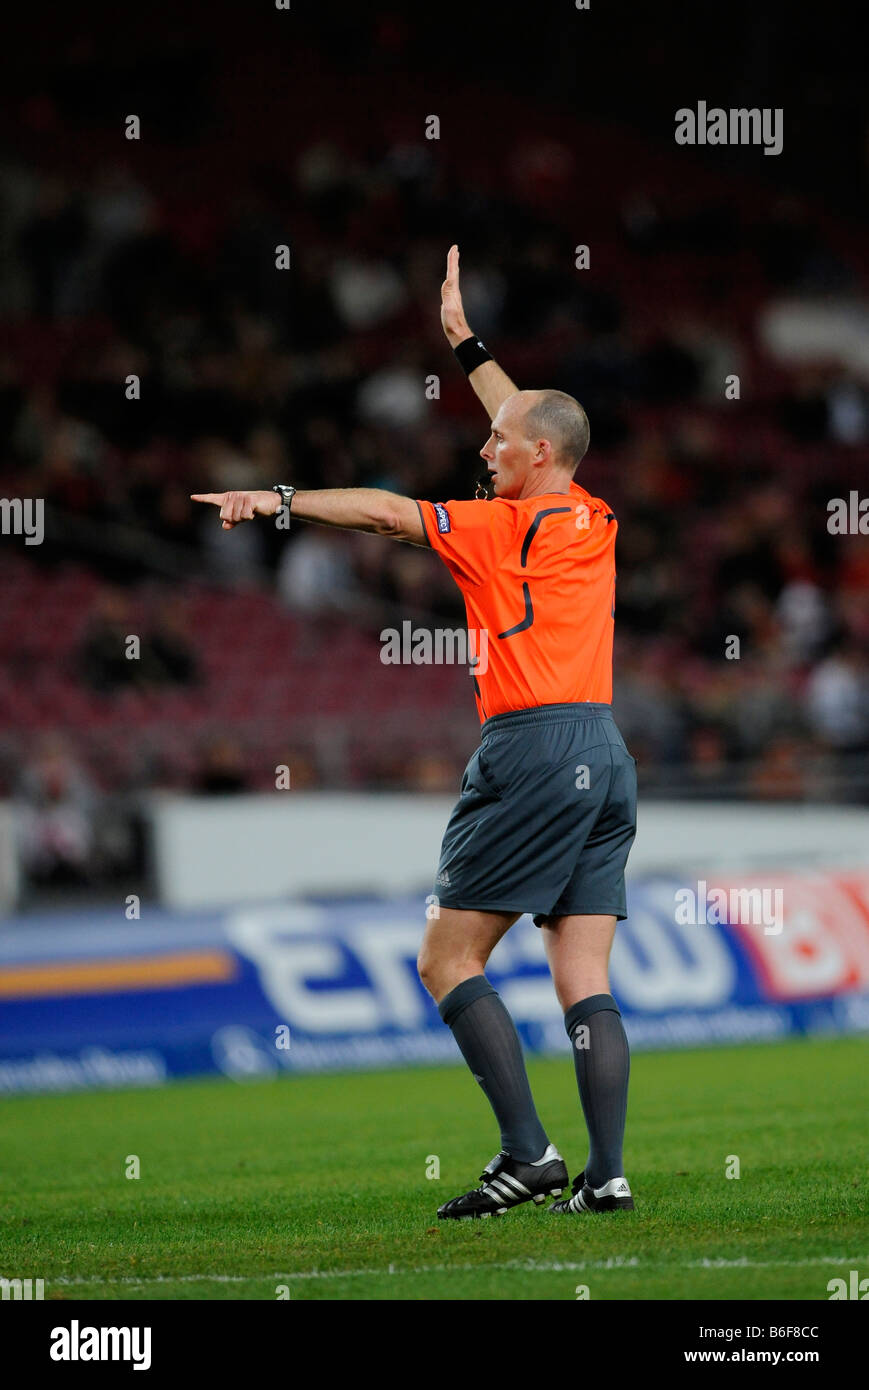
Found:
<box><xmin>272</xmin><ymin>484</ymin><xmax>297</xmax><ymax>521</ymax></box>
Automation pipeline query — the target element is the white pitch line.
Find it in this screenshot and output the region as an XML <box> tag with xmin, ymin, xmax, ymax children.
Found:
<box><xmin>49</xmin><ymin>1254</ymin><xmax>869</xmax><ymax>1287</ymax></box>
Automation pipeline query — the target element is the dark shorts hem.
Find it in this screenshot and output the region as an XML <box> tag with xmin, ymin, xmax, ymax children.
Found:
<box><xmin>532</xmin><ymin>904</ymin><xmax>628</xmax><ymax>926</ymax></box>
<box><xmin>433</xmin><ymin>899</ymin><xmax>539</xmax><ymax>916</ymax></box>
<box><xmin>433</xmin><ymin>899</ymin><xmax>628</xmax><ymax>924</ymax></box>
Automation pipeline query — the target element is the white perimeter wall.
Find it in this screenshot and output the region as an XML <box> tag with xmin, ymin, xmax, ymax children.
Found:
<box><xmin>0</xmin><ymin>804</ymin><xmax>20</xmax><ymax>913</ymax></box>
<box><xmin>145</xmin><ymin>793</ymin><xmax>869</xmax><ymax>911</ymax></box>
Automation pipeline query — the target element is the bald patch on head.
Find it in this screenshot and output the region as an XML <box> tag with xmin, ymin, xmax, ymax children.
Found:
<box><xmin>517</xmin><ymin>388</ymin><xmax>591</xmax><ymax>470</ymax></box>
<box><xmin>498</xmin><ymin>389</ymin><xmax>545</xmax><ymax>417</ymax></box>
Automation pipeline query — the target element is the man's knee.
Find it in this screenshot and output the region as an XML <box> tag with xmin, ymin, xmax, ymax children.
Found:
<box><xmin>417</xmin><ymin>941</ymin><xmax>492</xmax><ymax>1004</ymax></box>
<box><xmin>418</xmin><ymin>947</ymin><xmax>479</xmax><ymax>1001</ymax></box>
<box><xmin>418</xmin><ymin>906</ymin><xmax>518</xmax><ymax>1001</ymax></box>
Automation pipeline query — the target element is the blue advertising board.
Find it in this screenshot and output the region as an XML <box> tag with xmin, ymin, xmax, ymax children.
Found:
<box><xmin>1</xmin><ymin>874</ymin><xmax>868</xmax><ymax>1093</ymax></box>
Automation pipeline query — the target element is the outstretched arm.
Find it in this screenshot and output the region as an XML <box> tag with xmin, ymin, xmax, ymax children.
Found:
<box><xmin>441</xmin><ymin>244</ymin><xmax>519</xmax><ymax>419</ymax></box>
<box><xmin>190</xmin><ymin>488</ymin><xmax>427</xmax><ymax>545</ymax></box>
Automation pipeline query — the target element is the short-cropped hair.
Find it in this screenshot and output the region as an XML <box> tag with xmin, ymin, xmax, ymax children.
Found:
<box><xmin>522</xmin><ymin>390</ymin><xmax>590</xmax><ymax>469</ymax></box>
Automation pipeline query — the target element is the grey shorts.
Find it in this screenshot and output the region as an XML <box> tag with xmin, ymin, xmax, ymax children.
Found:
<box><xmin>433</xmin><ymin>702</ymin><xmax>637</xmax><ymax>924</ymax></box>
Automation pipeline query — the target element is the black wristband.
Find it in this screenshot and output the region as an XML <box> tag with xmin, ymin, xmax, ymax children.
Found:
<box><xmin>453</xmin><ymin>334</ymin><xmax>493</xmax><ymax>376</ymax></box>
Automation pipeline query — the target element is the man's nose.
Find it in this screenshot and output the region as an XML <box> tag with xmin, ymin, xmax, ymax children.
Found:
<box><xmin>480</xmin><ymin>436</ymin><xmax>494</xmax><ymax>460</ymax></box>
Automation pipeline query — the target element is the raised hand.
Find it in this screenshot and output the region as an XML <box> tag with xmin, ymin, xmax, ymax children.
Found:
<box><xmin>190</xmin><ymin>490</ymin><xmax>281</xmax><ymax>529</ymax></box>
<box><xmin>440</xmin><ymin>244</ymin><xmax>472</xmax><ymax>348</ymax></box>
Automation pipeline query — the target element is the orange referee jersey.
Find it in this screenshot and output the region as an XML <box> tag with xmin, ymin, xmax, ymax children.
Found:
<box><xmin>416</xmin><ymin>481</ymin><xmax>617</xmax><ymax>722</ymax></box>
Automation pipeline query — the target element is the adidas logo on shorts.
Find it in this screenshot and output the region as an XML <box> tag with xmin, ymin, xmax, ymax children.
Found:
<box><xmin>436</xmin><ymin>869</ymin><xmax>451</xmax><ymax>886</ymax></box>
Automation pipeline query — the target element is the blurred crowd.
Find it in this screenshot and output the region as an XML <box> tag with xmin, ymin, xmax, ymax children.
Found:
<box><xmin>1</xmin><ymin>16</ymin><xmax>868</xmax><ymax>889</ymax></box>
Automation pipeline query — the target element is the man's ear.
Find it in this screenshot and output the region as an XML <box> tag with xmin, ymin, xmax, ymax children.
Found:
<box><xmin>535</xmin><ymin>439</ymin><xmax>551</xmax><ymax>465</ymax></box>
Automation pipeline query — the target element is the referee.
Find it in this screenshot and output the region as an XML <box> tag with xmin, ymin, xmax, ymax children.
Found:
<box><xmin>192</xmin><ymin>245</ymin><xmax>637</xmax><ymax>1220</ymax></box>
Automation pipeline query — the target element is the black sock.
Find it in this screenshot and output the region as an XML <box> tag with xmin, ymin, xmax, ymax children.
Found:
<box><xmin>564</xmin><ymin>993</ymin><xmax>630</xmax><ymax>1188</ymax></box>
<box><xmin>438</xmin><ymin>975</ymin><xmax>549</xmax><ymax>1163</ymax></box>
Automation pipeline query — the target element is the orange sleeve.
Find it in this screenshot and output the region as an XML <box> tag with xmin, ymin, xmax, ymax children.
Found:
<box><xmin>416</xmin><ymin>498</ymin><xmax>520</xmax><ymax>587</ymax></box>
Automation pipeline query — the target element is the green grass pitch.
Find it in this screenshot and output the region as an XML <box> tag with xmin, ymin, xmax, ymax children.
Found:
<box><xmin>1</xmin><ymin>1036</ymin><xmax>866</xmax><ymax>1301</ymax></box>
